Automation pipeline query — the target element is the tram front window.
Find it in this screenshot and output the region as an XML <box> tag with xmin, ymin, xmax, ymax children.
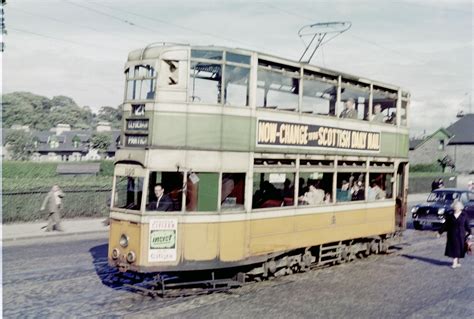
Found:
<box><xmin>114</xmin><ymin>176</ymin><xmax>144</xmax><ymax>210</ymax></box>
<box><xmin>125</xmin><ymin>64</ymin><xmax>156</xmax><ymax>100</ymax></box>
<box><xmin>146</xmin><ymin>171</ymin><xmax>184</xmax><ymax>212</ymax></box>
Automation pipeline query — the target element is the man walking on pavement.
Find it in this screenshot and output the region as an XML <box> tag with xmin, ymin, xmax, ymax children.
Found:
<box><xmin>40</xmin><ymin>185</ymin><xmax>65</xmax><ymax>231</ymax></box>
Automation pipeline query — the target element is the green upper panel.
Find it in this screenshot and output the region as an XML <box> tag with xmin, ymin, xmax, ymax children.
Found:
<box><xmin>141</xmin><ymin>112</ymin><xmax>408</xmax><ymax>158</ymax></box>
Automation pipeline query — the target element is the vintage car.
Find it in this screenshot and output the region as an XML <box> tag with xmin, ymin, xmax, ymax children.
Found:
<box><xmin>411</xmin><ymin>188</ymin><xmax>474</xmax><ymax>230</ymax></box>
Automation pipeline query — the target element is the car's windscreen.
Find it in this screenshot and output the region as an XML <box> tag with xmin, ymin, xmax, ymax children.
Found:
<box><xmin>427</xmin><ymin>192</ymin><xmax>460</xmax><ymax>202</ymax></box>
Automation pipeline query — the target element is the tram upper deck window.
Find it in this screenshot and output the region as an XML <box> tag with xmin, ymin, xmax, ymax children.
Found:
<box><xmin>340</xmin><ymin>80</ymin><xmax>370</xmax><ymax>120</ymax></box>
<box><xmin>224</xmin><ymin>65</ymin><xmax>250</xmax><ymax>107</ymax></box>
<box><xmin>189</xmin><ymin>62</ymin><xmax>222</xmax><ymax>104</ymax></box>
<box><xmin>191</xmin><ymin>50</ymin><xmax>223</xmax><ymax>60</ymax></box>
<box><xmin>146</xmin><ymin>171</ymin><xmax>183</xmax><ymax>212</ymax></box>
<box><xmin>126</xmin><ymin>65</ymin><xmax>156</xmax><ymax>100</ymax></box>
<box><xmin>400</xmin><ymin>98</ymin><xmax>408</xmax><ymax>127</ymax></box>
<box><xmin>302</xmin><ymin>71</ymin><xmax>337</xmax><ymax>116</ymax></box>
<box><xmin>257</xmin><ymin>61</ymin><xmax>299</xmax><ymax>111</ymax></box>
<box><xmin>373</xmin><ymin>86</ymin><xmax>398</xmax><ymax>125</ymax></box>
<box><xmin>113</xmin><ymin>176</ymin><xmax>144</xmax><ymax>210</ymax></box>
<box><xmin>189</xmin><ymin>50</ymin><xmax>250</xmax><ymax>106</ymax></box>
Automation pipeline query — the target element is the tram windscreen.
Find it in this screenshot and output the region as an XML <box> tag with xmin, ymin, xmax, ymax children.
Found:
<box><xmin>113</xmin><ymin>176</ymin><xmax>144</xmax><ymax>210</ymax></box>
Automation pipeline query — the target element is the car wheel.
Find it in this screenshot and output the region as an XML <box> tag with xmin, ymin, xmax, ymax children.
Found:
<box><xmin>413</xmin><ymin>221</ymin><xmax>423</xmax><ymax>230</ymax></box>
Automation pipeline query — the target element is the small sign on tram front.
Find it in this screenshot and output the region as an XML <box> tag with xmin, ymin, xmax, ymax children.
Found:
<box><xmin>125</xmin><ymin>134</ymin><xmax>148</xmax><ymax>146</ymax></box>
<box><xmin>126</xmin><ymin>119</ymin><xmax>149</xmax><ymax>130</ymax></box>
<box><xmin>149</xmin><ymin>219</ymin><xmax>178</xmax><ymax>262</ymax></box>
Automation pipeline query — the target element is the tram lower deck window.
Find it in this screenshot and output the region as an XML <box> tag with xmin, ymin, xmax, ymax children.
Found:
<box><xmin>368</xmin><ymin>173</ymin><xmax>394</xmax><ymax>200</ymax></box>
<box><xmin>221</xmin><ymin>173</ymin><xmax>246</xmax><ymax>211</ymax></box>
<box><xmin>336</xmin><ymin>173</ymin><xmax>366</xmax><ymax>202</ymax></box>
<box><xmin>186</xmin><ymin>172</ymin><xmax>219</xmax><ymax>212</ymax></box>
<box><xmin>252</xmin><ymin>172</ymin><xmax>295</xmax><ymax>209</ymax></box>
<box><xmin>298</xmin><ymin>172</ymin><xmax>333</xmax><ymax>205</ymax></box>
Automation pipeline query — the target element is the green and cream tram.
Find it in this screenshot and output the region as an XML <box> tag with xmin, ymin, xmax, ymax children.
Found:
<box><xmin>109</xmin><ymin>43</ymin><xmax>410</xmax><ymax>274</ymax></box>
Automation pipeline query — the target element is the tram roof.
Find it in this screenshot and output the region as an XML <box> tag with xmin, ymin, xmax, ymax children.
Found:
<box><xmin>127</xmin><ymin>43</ymin><xmax>408</xmax><ymax>94</ymax></box>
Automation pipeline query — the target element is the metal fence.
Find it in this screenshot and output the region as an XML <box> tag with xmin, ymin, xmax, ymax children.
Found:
<box><xmin>2</xmin><ymin>187</ymin><xmax>112</xmax><ymax>223</ymax></box>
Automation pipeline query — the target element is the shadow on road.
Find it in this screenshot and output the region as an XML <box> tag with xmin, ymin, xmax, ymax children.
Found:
<box><xmin>89</xmin><ymin>243</ymin><xmax>155</xmax><ymax>292</ymax></box>
<box><xmin>401</xmin><ymin>254</ymin><xmax>451</xmax><ymax>267</ymax></box>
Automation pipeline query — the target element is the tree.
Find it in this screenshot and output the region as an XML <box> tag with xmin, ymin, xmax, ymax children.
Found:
<box><xmin>5</xmin><ymin>130</ymin><xmax>34</xmax><ymax>160</ymax></box>
<box><xmin>2</xmin><ymin>92</ymin><xmax>96</xmax><ymax>130</ymax></box>
<box><xmin>91</xmin><ymin>133</ymin><xmax>112</xmax><ymax>154</ymax></box>
<box><xmin>97</xmin><ymin>105</ymin><xmax>122</xmax><ymax>128</ymax></box>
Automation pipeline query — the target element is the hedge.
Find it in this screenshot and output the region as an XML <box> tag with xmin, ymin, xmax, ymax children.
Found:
<box><xmin>2</xmin><ymin>161</ymin><xmax>115</xmax><ymax>223</ymax></box>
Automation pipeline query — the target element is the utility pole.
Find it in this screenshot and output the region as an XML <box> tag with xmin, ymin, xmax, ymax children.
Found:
<box><xmin>1</xmin><ymin>0</ymin><xmax>6</xmax><ymax>52</ymax></box>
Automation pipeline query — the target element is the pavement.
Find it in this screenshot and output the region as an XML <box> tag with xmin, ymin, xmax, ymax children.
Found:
<box><xmin>1</xmin><ymin>193</ymin><xmax>430</xmax><ymax>242</ymax></box>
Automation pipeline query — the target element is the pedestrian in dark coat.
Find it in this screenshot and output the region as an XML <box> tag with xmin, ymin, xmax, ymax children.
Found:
<box><xmin>438</xmin><ymin>200</ymin><xmax>472</xmax><ymax>268</ymax></box>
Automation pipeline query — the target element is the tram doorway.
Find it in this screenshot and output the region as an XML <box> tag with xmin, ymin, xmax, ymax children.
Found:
<box><xmin>396</xmin><ymin>162</ymin><xmax>409</xmax><ymax>230</ymax></box>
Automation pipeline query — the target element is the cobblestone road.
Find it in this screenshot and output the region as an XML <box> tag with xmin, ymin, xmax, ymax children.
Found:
<box><xmin>3</xmin><ymin>229</ymin><xmax>473</xmax><ymax>318</ymax></box>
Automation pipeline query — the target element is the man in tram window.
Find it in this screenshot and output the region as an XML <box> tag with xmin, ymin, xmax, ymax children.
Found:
<box><xmin>148</xmin><ymin>184</ymin><xmax>173</xmax><ymax>211</ymax></box>
<box><xmin>339</xmin><ymin>98</ymin><xmax>357</xmax><ymax>119</ymax></box>
<box><xmin>371</xmin><ymin>104</ymin><xmax>385</xmax><ymax>123</ymax></box>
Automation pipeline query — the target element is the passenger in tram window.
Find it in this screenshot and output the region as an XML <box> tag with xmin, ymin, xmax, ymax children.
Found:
<box><xmin>351</xmin><ymin>181</ymin><xmax>365</xmax><ymax>201</ymax></box>
<box><xmin>148</xmin><ymin>184</ymin><xmax>173</xmax><ymax>211</ymax></box>
<box><xmin>369</xmin><ymin>180</ymin><xmax>386</xmax><ymax>200</ymax></box>
<box><xmin>341</xmin><ymin>180</ymin><xmax>350</xmax><ymax>191</ymax></box>
<box><xmin>371</xmin><ymin>104</ymin><xmax>385</xmax><ymax>123</ymax></box>
<box><xmin>324</xmin><ymin>192</ymin><xmax>332</xmax><ymax>204</ymax></box>
<box><xmin>386</xmin><ymin>111</ymin><xmax>397</xmax><ymax>124</ymax></box>
<box><xmin>282</xmin><ymin>178</ymin><xmax>294</xmax><ymax>198</ymax></box>
<box><xmin>299</xmin><ymin>181</ymin><xmax>325</xmax><ymax>205</ymax></box>
<box><xmin>253</xmin><ymin>181</ymin><xmax>283</xmax><ymax>208</ymax></box>
<box><xmin>339</xmin><ymin>98</ymin><xmax>358</xmax><ymax>119</ymax></box>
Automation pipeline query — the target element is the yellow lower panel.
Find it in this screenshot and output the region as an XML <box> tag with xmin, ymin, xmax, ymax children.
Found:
<box><xmin>249</xmin><ymin>206</ymin><xmax>395</xmax><ymax>255</ymax></box>
<box><xmin>108</xmin><ymin>219</ymin><xmax>142</xmax><ymax>263</ymax></box>
<box><xmin>250</xmin><ymin>216</ymin><xmax>293</xmax><ymax>236</ymax></box>
<box><xmin>219</xmin><ymin>221</ymin><xmax>247</xmax><ymax>262</ymax></box>
<box><xmin>182</xmin><ymin>223</ymin><xmax>218</xmax><ymax>261</ymax></box>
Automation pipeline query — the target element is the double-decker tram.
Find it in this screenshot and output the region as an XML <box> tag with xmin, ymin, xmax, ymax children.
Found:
<box><xmin>109</xmin><ymin>43</ymin><xmax>410</xmax><ymax>278</ymax></box>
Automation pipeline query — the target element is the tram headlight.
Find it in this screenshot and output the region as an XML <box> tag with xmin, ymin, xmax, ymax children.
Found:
<box><xmin>411</xmin><ymin>206</ymin><xmax>419</xmax><ymax>213</ymax></box>
<box><xmin>119</xmin><ymin>234</ymin><xmax>129</xmax><ymax>248</ymax></box>
<box><xmin>112</xmin><ymin>248</ymin><xmax>120</xmax><ymax>259</ymax></box>
<box><xmin>126</xmin><ymin>251</ymin><xmax>136</xmax><ymax>263</ymax></box>
<box><xmin>437</xmin><ymin>208</ymin><xmax>445</xmax><ymax>216</ymax></box>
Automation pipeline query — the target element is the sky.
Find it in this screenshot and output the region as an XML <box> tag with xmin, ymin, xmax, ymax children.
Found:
<box><xmin>2</xmin><ymin>0</ymin><xmax>473</xmax><ymax>137</ymax></box>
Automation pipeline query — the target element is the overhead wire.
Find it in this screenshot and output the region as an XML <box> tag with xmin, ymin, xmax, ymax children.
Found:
<box><xmin>64</xmin><ymin>0</ymin><xmax>159</xmax><ymax>34</ymax></box>
<box><xmin>9</xmin><ymin>27</ymin><xmax>113</xmax><ymax>49</ymax></box>
<box><xmin>93</xmin><ymin>2</ymin><xmax>271</xmax><ymax>53</ymax></box>
<box><xmin>11</xmin><ymin>7</ymin><xmax>147</xmax><ymax>45</ymax></box>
